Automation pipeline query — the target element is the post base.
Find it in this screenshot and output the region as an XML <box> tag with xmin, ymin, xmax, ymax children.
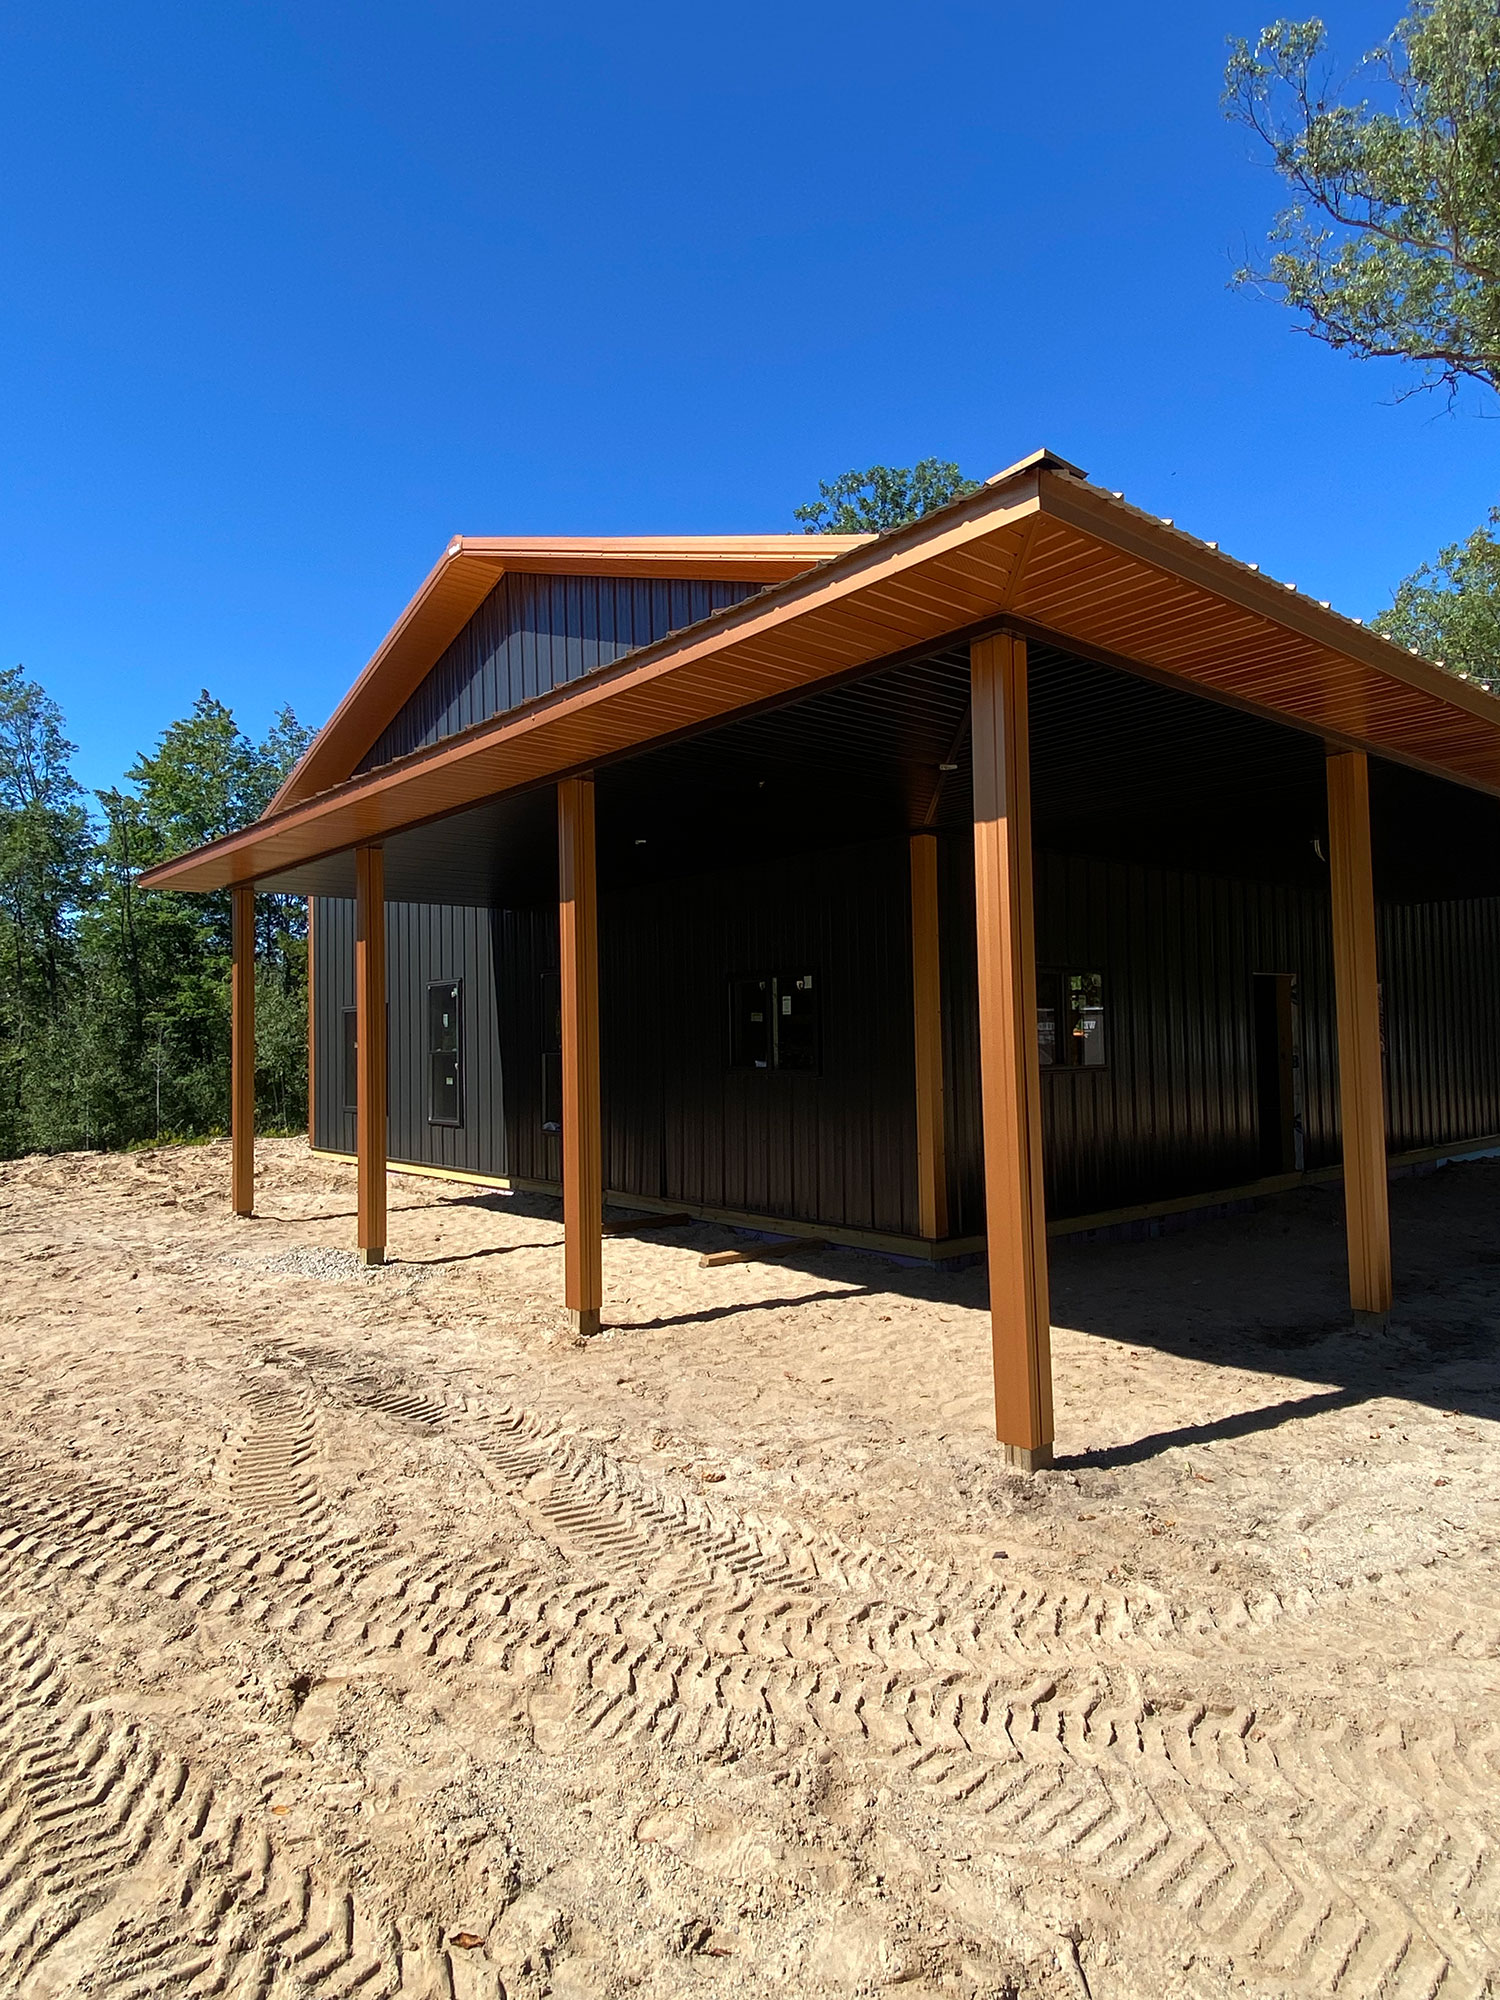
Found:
<box><xmin>359</xmin><ymin>1246</ymin><xmax>386</xmax><ymax>1267</ymax></box>
<box><xmin>570</xmin><ymin>1307</ymin><xmax>602</xmax><ymax>1339</ymax></box>
<box><xmin>1352</xmin><ymin>1307</ymin><xmax>1390</xmax><ymax>1329</ymax></box>
<box><xmin>233</xmin><ymin>1207</ymin><xmax>255</xmax><ymax>1220</ymax></box>
<box><xmin>1004</xmin><ymin>1442</ymin><xmax>1053</xmax><ymax>1473</ymax></box>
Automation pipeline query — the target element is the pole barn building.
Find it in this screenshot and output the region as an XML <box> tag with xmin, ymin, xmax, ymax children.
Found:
<box><xmin>143</xmin><ymin>451</ymin><xmax>1500</xmax><ymax>1469</ymax></box>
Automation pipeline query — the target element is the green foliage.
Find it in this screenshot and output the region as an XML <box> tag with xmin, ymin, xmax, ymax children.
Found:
<box><xmin>1224</xmin><ymin>3</ymin><xmax>1500</xmax><ymax>394</ymax></box>
<box><xmin>0</xmin><ymin>667</ymin><xmax>93</xmax><ymax>1154</ymax></box>
<box><xmin>1374</xmin><ymin>507</ymin><xmax>1500</xmax><ymax>687</ymax></box>
<box><xmin>794</xmin><ymin>460</ymin><xmax>980</xmax><ymax>534</ymax></box>
<box><xmin>0</xmin><ymin>671</ymin><xmax>313</xmax><ymax>1158</ymax></box>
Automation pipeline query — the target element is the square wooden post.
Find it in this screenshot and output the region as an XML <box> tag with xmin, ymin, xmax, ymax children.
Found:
<box><xmin>910</xmin><ymin>831</ymin><xmax>949</xmax><ymax>1241</ymax></box>
<box><xmin>231</xmin><ymin>884</ymin><xmax>255</xmax><ymax>1217</ymax></box>
<box><xmin>558</xmin><ymin>776</ymin><xmax>603</xmax><ymax>1337</ymax></box>
<box><xmin>354</xmin><ymin>844</ymin><xmax>387</xmax><ymax>1266</ymax></box>
<box><xmin>971</xmin><ymin>633</ymin><xmax>1053</xmax><ymax>1470</ymax></box>
<box><xmin>1326</xmin><ymin>749</ymin><xmax>1392</xmax><ymax>1320</ymax></box>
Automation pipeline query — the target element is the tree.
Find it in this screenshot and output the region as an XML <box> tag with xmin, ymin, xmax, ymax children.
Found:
<box><xmin>1224</xmin><ymin>2</ymin><xmax>1500</xmax><ymax>396</ymax></box>
<box><xmin>0</xmin><ymin>683</ymin><xmax>315</xmax><ymax>1157</ymax></box>
<box><xmin>1374</xmin><ymin>507</ymin><xmax>1500</xmax><ymax>685</ymax></box>
<box><xmin>97</xmin><ymin>694</ymin><xmax>314</xmax><ymax>1143</ymax></box>
<box><xmin>794</xmin><ymin>460</ymin><xmax>980</xmax><ymax>534</ymax></box>
<box><xmin>0</xmin><ymin>668</ymin><xmax>93</xmax><ymax>1152</ymax></box>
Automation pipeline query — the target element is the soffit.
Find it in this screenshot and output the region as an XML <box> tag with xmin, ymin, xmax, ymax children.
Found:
<box><xmin>143</xmin><ymin>461</ymin><xmax>1500</xmax><ymax>893</ymax></box>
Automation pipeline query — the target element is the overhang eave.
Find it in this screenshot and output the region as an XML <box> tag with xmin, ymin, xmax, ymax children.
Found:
<box><xmin>141</xmin><ymin>461</ymin><xmax>1500</xmax><ymax>894</ymax></box>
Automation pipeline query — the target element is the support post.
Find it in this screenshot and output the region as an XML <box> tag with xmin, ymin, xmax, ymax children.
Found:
<box><xmin>558</xmin><ymin>776</ymin><xmax>603</xmax><ymax>1337</ymax></box>
<box><xmin>231</xmin><ymin>884</ymin><xmax>255</xmax><ymax>1217</ymax></box>
<box><xmin>971</xmin><ymin>633</ymin><xmax>1053</xmax><ymax>1470</ymax></box>
<box><xmin>909</xmin><ymin>831</ymin><xmax>949</xmax><ymax>1241</ymax></box>
<box><xmin>354</xmin><ymin>844</ymin><xmax>387</xmax><ymax>1266</ymax></box>
<box><xmin>1326</xmin><ymin>749</ymin><xmax>1392</xmax><ymax>1321</ymax></box>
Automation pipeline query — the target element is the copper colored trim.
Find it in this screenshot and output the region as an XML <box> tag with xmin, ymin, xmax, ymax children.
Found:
<box><xmin>143</xmin><ymin>460</ymin><xmax>1500</xmax><ymax>894</ymax></box>
<box><xmin>270</xmin><ymin>535</ymin><xmax>868</xmax><ymax>813</ymax></box>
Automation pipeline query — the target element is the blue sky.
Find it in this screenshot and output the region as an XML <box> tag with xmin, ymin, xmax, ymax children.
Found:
<box><xmin>3</xmin><ymin>1</ymin><xmax>1495</xmax><ymax>795</ymax></box>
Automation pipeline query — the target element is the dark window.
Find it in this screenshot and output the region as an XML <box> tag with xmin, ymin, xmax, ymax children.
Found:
<box><xmin>1038</xmin><ymin>969</ymin><xmax>1106</xmax><ymax>1069</ymax></box>
<box><xmin>1036</xmin><ymin>970</ymin><xmax>1060</xmax><ymax>1069</ymax></box>
<box><xmin>427</xmin><ymin>981</ymin><xmax>462</xmax><ymax>1126</ymax></box>
<box><xmin>775</xmin><ymin>971</ymin><xmax>820</xmax><ymax>1072</ymax></box>
<box><xmin>1069</xmin><ymin>971</ymin><xmax>1106</xmax><ymax>1068</ymax></box>
<box><xmin>342</xmin><ymin>1009</ymin><xmax>358</xmax><ymax>1112</ymax></box>
<box><xmin>729</xmin><ymin>972</ymin><xmax>819</xmax><ymax>1073</ymax></box>
<box><xmin>729</xmin><ymin>975</ymin><xmax>773</xmax><ymax>1069</ymax></box>
<box><xmin>540</xmin><ymin>969</ymin><xmax>561</xmax><ymax>1131</ymax></box>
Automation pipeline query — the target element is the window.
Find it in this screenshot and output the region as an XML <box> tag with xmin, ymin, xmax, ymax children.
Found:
<box><xmin>776</xmin><ymin>972</ymin><xmax>820</xmax><ymax>1072</ymax></box>
<box><xmin>729</xmin><ymin>975</ymin><xmax>772</xmax><ymax>1069</ymax></box>
<box><xmin>342</xmin><ymin>1009</ymin><xmax>358</xmax><ymax>1112</ymax></box>
<box><xmin>427</xmin><ymin>981</ymin><xmax>462</xmax><ymax>1126</ymax></box>
<box><xmin>729</xmin><ymin>971</ymin><xmax>820</xmax><ymax>1074</ymax></box>
<box><xmin>1037</xmin><ymin>969</ymin><xmax>1106</xmax><ymax>1069</ymax></box>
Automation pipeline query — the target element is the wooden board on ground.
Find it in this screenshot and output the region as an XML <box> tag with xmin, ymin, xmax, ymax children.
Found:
<box><xmin>699</xmin><ymin>1238</ymin><xmax>827</xmax><ymax>1268</ymax></box>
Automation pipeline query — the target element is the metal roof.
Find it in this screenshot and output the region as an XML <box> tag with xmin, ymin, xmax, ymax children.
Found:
<box><xmin>269</xmin><ymin>534</ymin><xmax>868</xmax><ymax>813</ymax></box>
<box><xmin>143</xmin><ymin>451</ymin><xmax>1500</xmax><ymax>894</ymax></box>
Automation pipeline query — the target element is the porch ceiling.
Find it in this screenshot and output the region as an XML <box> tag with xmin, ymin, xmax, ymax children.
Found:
<box><xmin>144</xmin><ymin>450</ymin><xmax>1500</xmax><ymax>895</ymax></box>
<box><xmin>258</xmin><ymin>639</ymin><xmax>1500</xmax><ymax>909</ymax></box>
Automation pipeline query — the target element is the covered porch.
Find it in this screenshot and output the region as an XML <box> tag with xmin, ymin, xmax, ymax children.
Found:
<box><xmin>143</xmin><ymin>452</ymin><xmax>1500</xmax><ymax>1470</ymax></box>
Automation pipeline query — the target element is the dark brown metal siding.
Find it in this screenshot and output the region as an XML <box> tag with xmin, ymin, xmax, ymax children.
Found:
<box><xmin>942</xmin><ymin>844</ymin><xmax>1344</xmax><ymax>1230</ymax></box>
<box><xmin>1381</xmin><ymin>897</ymin><xmax>1500</xmax><ymax>1151</ymax></box>
<box><xmin>600</xmin><ymin>840</ymin><xmax>919</xmax><ymax>1234</ymax></box>
<box><xmin>494</xmin><ymin>906</ymin><xmax>560</xmax><ymax>1185</ymax></box>
<box><xmin>312</xmin><ymin>858</ymin><xmax>1500</xmax><ymax>1235</ymax></box>
<box><xmin>311</xmin><ymin>894</ymin><xmax>356</xmax><ymax>1157</ymax></box>
<box><xmin>358</xmin><ymin>573</ymin><xmax>767</xmax><ymax>773</ymax></box>
<box><xmin>310</xmin><ymin>894</ymin><xmax>512</xmax><ymax>1178</ymax></box>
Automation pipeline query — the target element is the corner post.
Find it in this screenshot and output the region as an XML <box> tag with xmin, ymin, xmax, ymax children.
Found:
<box><xmin>971</xmin><ymin>633</ymin><xmax>1053</xmax><ymax>1469</ymax></box>
<box><xmin>909</xmin><ymin>831</ymin><xmax>949</xmax><ymax>1241</ymax></box>
<box><xmin>354</xmin><ymin>844</ymin><xmax>387</xmax><ymax>1266</ymax></box>
<box><xmin>558</xmin><ymin>776</ymin><xmax>603</xmax><ymax>1337</ymax></box>
<box><xmin>1326</xmin><ymin>749</ymin><xmax>1392</xmax><ymax>1320</ymax></box>
<box><xmin>231</xmin><ymin>884</ymin><xmax>255</xmax><ymax>1217</ymax></box>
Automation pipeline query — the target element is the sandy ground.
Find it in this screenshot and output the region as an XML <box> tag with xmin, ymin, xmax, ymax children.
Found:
<box><xmin>0</xmin><ymin>1139</ymin><xmax>1495</xmax><ymax>2000</ymax></box>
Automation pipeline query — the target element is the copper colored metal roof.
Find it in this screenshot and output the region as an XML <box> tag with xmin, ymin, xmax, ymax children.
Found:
<box><xmin>143</xmin><ymin>454</ymin><xmax>1500</xmax><ymax>893</ymax></box>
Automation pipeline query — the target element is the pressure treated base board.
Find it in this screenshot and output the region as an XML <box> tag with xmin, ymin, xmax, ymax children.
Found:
<box><xmin>307</xmin><ymin>1133</ymin><xmax>1500</xmax><ymax>1267</ymax></box>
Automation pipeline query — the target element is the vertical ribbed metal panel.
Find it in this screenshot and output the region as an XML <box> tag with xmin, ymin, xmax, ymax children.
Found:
<box><xmin>1381</xmin><ymin>896</ymin><xmax>1500</xmax><ymax>1150</ymax></box>
<box><xmin>495</xmin><ymin>905</ymin><xmax>561</xmax><ymax>1184</ymax></box>
<box><xmin>599</xmin><ymin>838</ymin><xmax>919</xmax><ymax>1235</ymax></box>
<box><xmin>311</xmin><ymin>895</ymin><xmax>512</xmax><ymax>1177</ymax></box>
<box><xmin>941</xmin><ymin>843</ymin><xmax>1344</xmax><ymax>1231</ymax></box>
<box><xmin>311</xmin><ymin>861</ymin><xmax>1500</xmax><ymax>1236</ymax></box>
<box><xmin>358</xmin><ymin>573</ymin><xmax>766</xmax><ymax>772</ymax></box>
<box><xmin>311</xmin><ymin>896</ymin><xmax>357</xmax><ymax>1156</ymax></box>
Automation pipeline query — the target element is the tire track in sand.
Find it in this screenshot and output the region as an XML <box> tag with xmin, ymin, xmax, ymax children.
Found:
<box><xmin>0</xmin><ymin>1615</ymin><xmax>465</xmax><ymax>1996</ymax></box>
<box><xmin>0</xmin><ymin>1442</ymin><xmax>1495</xmax><ymax>2000</ymax></box>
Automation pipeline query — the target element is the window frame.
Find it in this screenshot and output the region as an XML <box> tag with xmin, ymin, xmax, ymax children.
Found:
<box><xmin>426</xmin><ymin>979</ymin><xmax>464</xmax><ymax>1128</ymax></box>
<box><xmin>1036</xmin><ymin>966</ymin><xmax>1108</xmax><ymax>1073</ymax></box>
<box><xmin>727</xmin><ymin>969</ymin><xmax>821</xmax><ymax>1076</ymax></box>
